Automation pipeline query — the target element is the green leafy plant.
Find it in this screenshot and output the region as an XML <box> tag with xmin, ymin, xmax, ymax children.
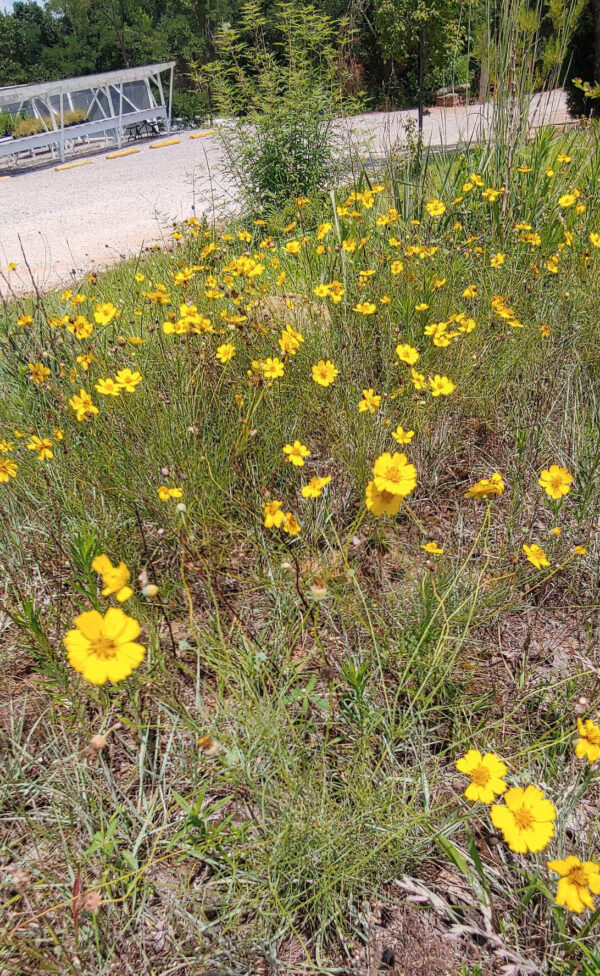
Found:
<box><xmin>0</xmin><ymin>111</ymin><xmax>16</xmax><ymax>137</ymax></box>
<box><xmin>198</xmin><ymin>0</ymin><xmax>360</xmax><ymax>212</ymax></box>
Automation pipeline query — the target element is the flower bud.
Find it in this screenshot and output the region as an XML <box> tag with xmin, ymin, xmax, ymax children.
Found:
<box><xmin>198</xmin><ymin>734</ymin><xmax>221</xmax><ymax>757</ymax></box>
<box><xmin>80</xmin><ymin>890</ymin><xmax>103</xmax><ymax>912</ymax></box>
<box><xmin>142</xmin><ymin>583</ymin><xmax>159</xmax><ymax>598</ymax></box>
<box><xmin>176</xmin><ymin>503</ymin><xmax>187</xmax><ymax>514</ymax></box>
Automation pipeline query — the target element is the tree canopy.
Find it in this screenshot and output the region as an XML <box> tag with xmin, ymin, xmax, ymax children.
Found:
<box><xmin>0</xmin><ymin>0</ymin><xmax>597</xmax><ymax>118</ymax></box>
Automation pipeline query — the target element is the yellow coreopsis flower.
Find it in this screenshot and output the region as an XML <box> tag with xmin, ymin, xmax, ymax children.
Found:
<box><xmin>263</xmin><ymin>500</ymin><xmax>285</xmax><ymax>529</ymax></box>
<box><xmin>95</xmin><ymin>377</ymin><xmax>121</xmax><ymax>396</ymax></box>
<box><xmin>420</xmin><ymin>541</ymin><xmax>444</xmax><ymax>555</ymax></box>
<box><xmin>429</xmin><ymin>374</ymin><xmax>456</xmax><ymax>397</ymax></box>
<box><xmin>158</xmin><ymin>486</ymin><xmax>183</xmax><ymax>501</ymax></box>
<box><xmin>455</xmin><ymin>749</ymin><xmax>507</xmax><ymax>803</ymax></box>
<box><xmin>353</xmin><ymin>302</ymin><xmax>377</xmax><ymax>315</ymax></box>
<box><xmin>69</xmin><ymin>389</ymin><xmax>98</xmax><ymax>422</ymax></box>
<box><xmin>426</xmin><ymin>199</ymin><xmax>446</xmax><ymax>217</ymax></box>
<box><xmin>464</xmin><ymin>473</ymin><xmax>505</xmax><ymax>499</ymax></box>
<box><xmin>575</xmin><ymin>718</ymin><xmax>600</xmax><ymax>764</ymax></box>
<box><xmin>92</xmin><ymin>554</ymin><xmax>133</xmax><ymax>602</ymax></box>
<box><xmin>64</xmin><ymin>607</ymin><xmax>145</xmax><ymax>685</ymax></box>
<box><xmin>283</xmin><ymin>440</ymin><xmax>310</xmax><ymax>466</ymax></box>
<box><xmin>0</xmin><ymin>458</ymin><xmax>18</xmax><ymax>482</ymax></box>
<box><xmin>76</xmin><ymin>353</ymin><xmax>94</xmax><ymax>371</ymax></box>
<box><xmin>94</xmin><ymin>302</ymin><xmax>118</xmax><ymax>325</ymax></box>
<box><xmin>490</xmin><ymin>785</ymin><xmax>556</xmax><ymax>853</ymax></box>
<box><xmin>115</xmin><ymin>369</ymin><xmax>142</xmax><ymax>392</ymax></box>
<box><xmin>301</xmin><ymin>476</ymin><xmax>332</xmax><ymax>499</ymax></box>
<box><xmin>282</xmin><ymin>512</ymin><xmax>301</xmax><ymax>536</ymax></box>
<box><xmin>538</xmin><ymin>465</ymin><xmax>573</xmax><ymax>499</ymax></box>
<box><xmin>216</xmin><ymin>342</ymin><xmax>236</xmax><ymax>364</ymax></box>
<box><xmin>68</xmin><ymin>315</ymin><xmax>94</xmax><ymax>339</ymax></box>
<box><xmin>358</xmin><ymin>389</ymin><xmax>381</xmax><ymax>414</ymax></box>
<box><xmin>278</xmin><ymin>324</ymin><xmax>304</xmax><ymax>355</ymax></box>
<box><xmin>28</xmin><ymin>361</ymin><xmax>51</xmax><ymax>386</ymax></box>
<box><xmin>27</xmin><ymin>436</ymin><xmax>53</xmax><ymax>460</ymax></box>
<box><xmin>365</xmin><ymin>480</ymin><xmax>402</xmax><ymax>516</ymax></box>
<box><xmin>547</xmin><ymin>857</ymin><xmax>600</xmax><ymax>913</ymax></box>
<box><xmin>558</xmin><ymin>192</ymin><xmax>577</xmax><ymax>208</ymax></box>
<box><xmin>396</xmin><ymin>344</ymin><xmax>419</xmax><ymax>366</ymax></box>
<box><xmin>372</xmin><ymin>452</ymin><xmax>417</xmax><ymax>498</ymax></box>
<box><xmin>410</xmin><ymin>368</ymin><xmax>427</xmax><ymax>390</ymax></box>
<box><xmin>482</xmin><ymin>186</ymin><xmax>503</xmax><ymax>202</ymax></box>
<box><xmin>523</xmin><ymin>543</ymin><xmax>550</xmax><ymax>569</ymax></box>
<box><xmin>312</xmin><ymin>360</ymin><xmax>338</xmax><ymax>387</ymax></box>
<box><xmin>392</xmin><ymin>426</ymin><xmax>414</xmax><ymax>444</ymax></box>
<box><xmin>262</xmin><ymin>357</ymin><xmax>285</xmax><ymax>380</ymax></box>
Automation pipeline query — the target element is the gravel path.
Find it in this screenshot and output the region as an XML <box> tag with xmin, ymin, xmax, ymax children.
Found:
<box><xmin>0</xmin><ymin>90</ymin><xmax>570</xmax><ymax>297</ymax></box>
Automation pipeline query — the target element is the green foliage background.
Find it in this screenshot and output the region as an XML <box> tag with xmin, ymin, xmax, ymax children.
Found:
<box><xmin>0</xmin><ymin>0</ymin><xmax>598</xmax><ymax>115</ymax></box>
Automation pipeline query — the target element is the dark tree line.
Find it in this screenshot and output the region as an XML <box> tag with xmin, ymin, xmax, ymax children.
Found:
<box><xmin>0</xmin><ymin>0</ymin><xmax>598</xmax><ymax>117</ymax></box>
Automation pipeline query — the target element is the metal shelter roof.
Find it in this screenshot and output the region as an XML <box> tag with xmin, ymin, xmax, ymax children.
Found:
<box><xmin>0</xmin><ymin>62</ymin><xmax>176</xmax><ymax>110</ymax></box>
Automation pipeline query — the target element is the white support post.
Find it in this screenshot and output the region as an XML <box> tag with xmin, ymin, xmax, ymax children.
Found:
<box><xmin>145</xmin><ymin>78</ymin><xmax>156</xmax><ymax>108</ymax></box>
<box><xmin>155</xmin><ymin>73</ymin><xmax>165</xmax><ymax>114</ymax></box>
<box><xmin>104</xmin><ymin>85</ymin><xmax>117</xmax><ymax>144</ymax></box>
<box><xmin>167</xmin><ymin>65</ymin><xmax>174</xmax><ymax>134</ymax></box>
<box><xmin>118</xmin><ymin>83</ymin><xmax>123</xmax><ymax>147</ymax></box>
<box><xmin>59</xmin><ymin>92</ymin><xmax>65</xmax><ymax>161</ymax></box>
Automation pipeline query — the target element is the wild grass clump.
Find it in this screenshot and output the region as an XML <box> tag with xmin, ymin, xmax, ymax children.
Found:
<box><xmin>1</xmin><ymin>123</ymin><xmax>600</xmax><ymax>973</ymax></box>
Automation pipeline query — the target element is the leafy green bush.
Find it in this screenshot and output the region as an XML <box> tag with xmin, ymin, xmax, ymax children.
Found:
<box><xmin>199</xmin><ymin>0</ymin><xmax>360</xmax><ymax>212</ymax></box>
<box><xmin>0</xmin><ymin>111</ymin><xmax>16</xmax><ymax>137</ymax></box>
<box><xmin>171</xmin><ymin>89</ymin><xmax>207</xmax><ymax>127</ymax></box>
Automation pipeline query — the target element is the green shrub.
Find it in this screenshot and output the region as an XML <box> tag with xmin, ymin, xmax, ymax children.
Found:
<box><xmin>0</xmin><ymin>111</ymin><xmax>16</xmax><ymax>137</ymax></box>
<box><xmin>199</xmin><ymin>0</ymin><xmax>360</xmax><ymax>212</ymax></box>
<box><xmin>171</xmin><ymin>89</ymin><xmax>207</xmax><ymax>127</ymax></box>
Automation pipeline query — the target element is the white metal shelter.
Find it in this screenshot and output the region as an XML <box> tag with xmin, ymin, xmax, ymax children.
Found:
<box><xmin>0</xmin><ymin>62</ymin><xmax>175</xmax><ymax>165</ymax></box>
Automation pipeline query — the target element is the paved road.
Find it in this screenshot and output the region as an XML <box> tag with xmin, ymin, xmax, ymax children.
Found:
<box><xmin>0</xmin><ymin>90</ymin><xmax>570</xmax><ymax>297</ymax></box>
